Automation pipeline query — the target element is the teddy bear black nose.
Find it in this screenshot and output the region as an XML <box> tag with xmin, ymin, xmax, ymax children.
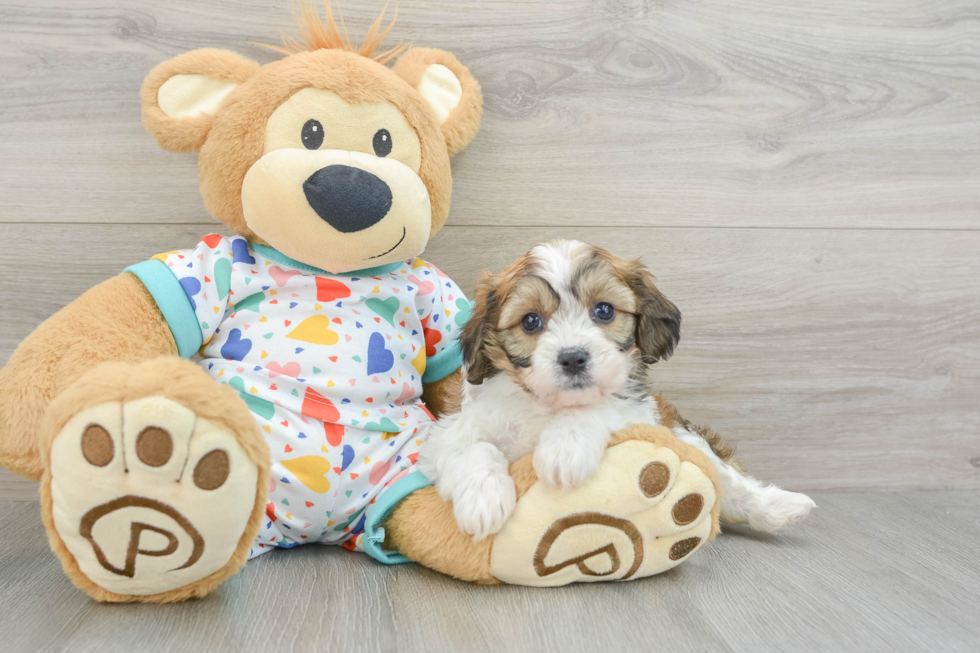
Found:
<box><xmin>303</xmin><ymin>165</ymin><xmax>393</xmax><ymax>233</ymax></box>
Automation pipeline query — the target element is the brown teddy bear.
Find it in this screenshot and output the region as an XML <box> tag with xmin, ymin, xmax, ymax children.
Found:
<box><xmin>0</xmin><ymin>2</ymin><xmax>720</xmax><ymax>602</ymax></box>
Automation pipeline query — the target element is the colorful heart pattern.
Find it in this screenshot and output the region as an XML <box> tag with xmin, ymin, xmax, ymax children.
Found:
<box><xmin>316</xmin><ymin>277</ymin><xmax>351</xmax><ymax>302</ymax></box>
<box><xmin>221</xmin><ymin>328</ymin><xmax>252</xmax><ymax>361</ymax></box>
<box><xmin>266</xmin><ymin>361</ymin><xmax>301</xmax><ymax>378</ymax></box>
<box><xmin>301</xmin><ymin>387</ymin><xmax>340</xmax><ymax>422</ymax></box>
<box><xmin>155</xmin><ymin>235</ymin><xmax>469</xmax><ymax>558</ymax></box>
<box><xmin>365</xmin><ymin>296</ymin><xmax>399</xmax><ymax>326</ymax></box>
<box><xmin>287</xmin><ymin>315</ymin><xmax>339</xmax><ymax>345</ymax></box>
<box><xmin>179</xmin><ymin>277</ymin><xmax>202</xmax><ymax>310</ymax></box>
<box><xmin>280</xmin><ymin>455</ymin><xmax>333</xmax><ymax>494</ymax></box>
<box><xmin>269</xmin><ymin>265</ymin><xmax>302</xmax><ymax>287</ymax></box>
<box><xmin>214</xmin><ymin>258</ymin><xmax>232</xmax><ymax>299</ymax></box>
<box><xmin>366</xmin><ymin>332</ymin><xmax>394</xmax><ymax>375</ymax></box>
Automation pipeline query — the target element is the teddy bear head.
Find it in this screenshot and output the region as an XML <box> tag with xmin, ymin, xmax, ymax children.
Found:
<box><xmin>140</xmin><ymin>3</ymin><xmax>482</xmax><ymax>273</ymax></box>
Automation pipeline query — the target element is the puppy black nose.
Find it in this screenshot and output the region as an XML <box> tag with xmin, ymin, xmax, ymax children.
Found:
<box><xmin>303</xmin><ymin>165</ymin><xmax>393</xmax><ymax>233</ymax></box>
<box><xmin>558</xmin><ymin>349</ymin><xmax>590</xmax><ymax>376</ymax></box>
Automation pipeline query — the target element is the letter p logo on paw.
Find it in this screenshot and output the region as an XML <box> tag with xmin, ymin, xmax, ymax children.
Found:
<box><xmin>47</xmin><ymin>397</ymin><xmax>260</xmax><ymax>597</ymax></box>
<box><xmin>79</xmin><ymin>495</ymin><xmax>205</xmax><ymax>579</ymax></box>
<box><xmin>490</xmin><ymin>438</ymin><xmax>716</xmax><ymax>587</ymax></box>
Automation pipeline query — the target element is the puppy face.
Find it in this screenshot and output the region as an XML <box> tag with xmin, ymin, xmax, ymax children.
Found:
<box><xmin>461</xmin><ymin>240</ymin><xmax>681</xmax><ymax>409</ymax></box>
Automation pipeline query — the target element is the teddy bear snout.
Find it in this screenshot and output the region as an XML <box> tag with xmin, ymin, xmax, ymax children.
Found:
<box><xmin>303</xmin><ymin>164</ymin><xmax>394</xmax><ymax>233</ymax></box>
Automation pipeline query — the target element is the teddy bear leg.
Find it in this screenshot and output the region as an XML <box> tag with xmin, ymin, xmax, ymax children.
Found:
<box><xmin>39</xmin><ymin>357</ymin><xmax>270</xmax><ymax>603</ymax></box>
<box><xmin>378</xmin><ymin>424</ymin><xmax>720</xmax><ymax>586</ymax></box>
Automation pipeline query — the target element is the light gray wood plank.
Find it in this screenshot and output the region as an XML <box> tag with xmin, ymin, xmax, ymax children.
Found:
<box><xmin>0</xmin><ymin>491</ymin><xmax>977</xmax><ymax>652</ymax></box>
<box><xmin>0</xmin><ymin>467</ymin><xmax>36</xmax><ymax>501</ymax></box>
<box><xmin>0</xmin><ymin>0</ymin><xmax>978</xmax><ymax>228</ymax></box>
<box><xmin>0</xmin><ymin>223</ymin><xmax>977</xmax><ymax>492</ymax></box>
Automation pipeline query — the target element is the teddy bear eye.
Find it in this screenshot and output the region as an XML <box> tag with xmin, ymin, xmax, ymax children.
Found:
<box><xmin>302</xmin><ymin>119</ymin><xmax>324</xmax><ymax>150</ymax></box>
<box><xmin>373</xmin><ymin>128</ymin><xmax>392</xmax><ymax>157</ymax></box>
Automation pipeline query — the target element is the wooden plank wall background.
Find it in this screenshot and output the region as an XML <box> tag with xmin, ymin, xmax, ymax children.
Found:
<box><xmin>1</xmin><ymin>0</ymin><xmax>978</xmax><ymax>499</ymax></box>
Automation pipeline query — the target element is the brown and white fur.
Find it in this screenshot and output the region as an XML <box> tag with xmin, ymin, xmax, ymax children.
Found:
<box><xmin>418</xmin><ymin>240</ymin><xmax>815</xmax><ymax>541</ymax></box>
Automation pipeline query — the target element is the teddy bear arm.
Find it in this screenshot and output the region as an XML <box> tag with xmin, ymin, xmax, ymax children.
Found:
<box><xmin>0</xmin><ymin>273</ymin><xmax>176</xmax><ymax>479</ymax></box>
<box><xmin>421</xmin><ymin>367</ymin><xmax>463</xmax><ymax>419</ymax></box>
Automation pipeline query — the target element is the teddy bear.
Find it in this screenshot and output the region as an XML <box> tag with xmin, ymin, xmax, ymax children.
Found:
<box><xmin>0</xmin><ymin>2</ymin><xmax>721</xmax><ymax>602</ymax></box>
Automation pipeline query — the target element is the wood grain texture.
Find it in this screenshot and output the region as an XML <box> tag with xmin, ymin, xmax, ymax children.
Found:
<box><xmin>1</xmin><ymin>223</ymin><xmax>977</xmax><ymax>493</ymax></box>
<box><xmin>0</xmin><ymin>468</ymin><xmax>36</xmax><ymax>501</ymax></box>
<box><xmin>1</xmin><ymin>1</ymin><xmax>979</xmax><ymax>649</ymax></box>
<box><xmin>0</xmin><ymin>491</ymin><xmax>977</xmax><ymax>652</ymax></box>
<box><xmin>0</xmin><ymin>0</ymin><xmax>978</xmax><ymax>228</ymax></box>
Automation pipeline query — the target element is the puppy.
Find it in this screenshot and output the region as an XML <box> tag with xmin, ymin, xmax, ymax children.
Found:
<box><xmin>419</xmin><ymin>240</ymin><xmax>815</xmax><ymax>541</ymax></box>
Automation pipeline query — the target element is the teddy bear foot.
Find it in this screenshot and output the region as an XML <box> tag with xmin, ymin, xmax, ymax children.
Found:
<box><xmin>489</xmin><ymin>425</ymin><xmax>719</xmax><ymax>586</ymax></box>
<box><xmin>39</xmin><ymin>358</ymin><xmax>269</xmax><ymax>602</ymax></box>
<box><xmin>381</xmin><ymin>424</ymin><xmax>720</xmax><ymax>586</ymax></box>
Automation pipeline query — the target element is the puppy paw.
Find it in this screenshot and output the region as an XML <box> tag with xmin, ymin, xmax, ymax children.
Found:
<box><xmin>533</xmin><ymin>437</ymin><xmax>603</xmax><ymax>489</ymax></box>
<box><xmin>452</xmin><ymin>472</ymin><xmax>517</xmax><ymax>542</ymax></box>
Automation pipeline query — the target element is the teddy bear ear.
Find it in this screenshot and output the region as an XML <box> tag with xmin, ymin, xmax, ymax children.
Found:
<box><xmin>393</xmin><ymin>47</ymin><xmax>483</xmax><ymax>156</ymax></box>
<box><xmin>141</xmin><ymin>49</ymin><xmax>260</xmax><ymax>153</ymax></box>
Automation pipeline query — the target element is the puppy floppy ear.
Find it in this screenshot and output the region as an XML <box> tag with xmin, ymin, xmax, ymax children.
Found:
<box><xmin>393</xmin><ymin>47</ymin><xmax>483</xmax><ymax>156</ymax></box>
<box><xmin>141</xmin><ymin>49</ymin><xmax>260</xmax><ymax>153</ymax></box>
<box><xmin>623</xmin><ymin>261</ymin><xmax>681</xmax><ymax>364</ymax></box>
<box><xmin>459</xmin><ymin>271</ymin><xmax>500</xmax><ymax>385</ymax></box>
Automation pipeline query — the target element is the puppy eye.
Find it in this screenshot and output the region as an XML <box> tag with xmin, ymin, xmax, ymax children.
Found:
<box><xmin>302</xmin><ymin>119</ymin><xmax>324</xmax><ymax>150</ymax></box>
<box><xmin>373</xmin><ymin>128</ymin><xmax>392</xmax><ymax>157</ymax></box>
<box><xmin>593</xmin><ymin>302</ymin><xmax>615</xmax><ymax>323</ymax></box>
<box><xmin>521</xmin><ymin>312</ymin><xmax>543</xmax><ymax>334</ymax></box>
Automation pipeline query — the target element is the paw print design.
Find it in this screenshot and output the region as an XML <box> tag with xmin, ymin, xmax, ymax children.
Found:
<box><xmin>47</xmin><ymin>396</ymin><xmax>259</xmax><ymax>597</ymax></box>
<box><xmin>490</xmin><ymin>438</ymin><xmax>717</xmax><ymax>586</ymax></box>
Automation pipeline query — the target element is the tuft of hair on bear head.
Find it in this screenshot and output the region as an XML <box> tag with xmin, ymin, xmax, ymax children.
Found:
<box><xmin>258</xmin><ymin>0</ymin><xmax>410</xmax><ymax>64</ymax></box>
<box><xmin>141</xmin><ymin>1</ymin><xmax>483</xmax><ymax>273</ymax></box>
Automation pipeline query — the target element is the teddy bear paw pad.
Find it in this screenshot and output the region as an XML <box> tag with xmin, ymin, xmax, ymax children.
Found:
<box><xmin>48</xmin><ymin>397</ymin><xmax>258</xmax><ymax>596</ymax></box>
<box><xmin>489</xmin><ymin>440</ymin><xmax>716</xmax><ymax>586</ymax></box>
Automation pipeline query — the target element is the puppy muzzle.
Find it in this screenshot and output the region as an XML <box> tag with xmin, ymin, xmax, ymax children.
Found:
<box><xmin>556</xmin><ymin>348</ymin><xmax>592</xmax><ymax>390</ymax></box>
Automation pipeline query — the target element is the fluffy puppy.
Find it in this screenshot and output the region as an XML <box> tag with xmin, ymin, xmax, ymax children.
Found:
<box><xmin>419</xmin><ymin>240</ymin><xmax>815</xmax><ymax>541</ymax></box>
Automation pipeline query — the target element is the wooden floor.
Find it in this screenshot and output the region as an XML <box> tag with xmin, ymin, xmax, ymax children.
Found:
<box><xmin>1</xmin><ymin>491</ymin><xmax>978</xmax><ymax>652</ymax></box>
<box><xmin>1</xmin><ymin>0</ymin><xmax>979</xmax><ymax>650</ymax></box>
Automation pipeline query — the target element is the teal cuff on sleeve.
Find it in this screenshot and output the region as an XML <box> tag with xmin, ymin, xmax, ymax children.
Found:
<box><xmin>362</xmin><ymin>469</ymin><xmax>434</xmax><ymax>565</ymax></box>
<box><xmin>422</xmin><ymin>338</ymin><xmax>463</xmax><ymax>384</ymax></box>
<box><xmin>125</xmin><ymin>259</ymin><xmax>203</xmax><ymax>359</ymax></box>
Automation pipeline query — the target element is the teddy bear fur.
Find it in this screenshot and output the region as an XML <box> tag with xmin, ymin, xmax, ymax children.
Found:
<box><xmin>0</xmin><ymin>2</ymin><xmax>720</xmax><ymax>602</ymax></box>
<box><xmin>385</xmin><ymin>423</ymin><xmax>722</xmax><ymax>584</ymax></box>
<box><xmin>0</xmin><ymin>2</ymin><xmax>485</xmax><ymax>601</ymax></box>
<box><xmin>39</xmin><ymin>356</ymin><xmax>272</xmax><ymax>603</ymax></box>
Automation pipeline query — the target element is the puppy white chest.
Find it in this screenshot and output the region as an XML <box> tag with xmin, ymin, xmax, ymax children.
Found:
<box><xmin>492</xmin><ymin>422</ymin><xmax>541</xmax><ymax>461</ymax></box>
<box><xmin>462</xmin><ymin>375</ymin><xmax>660</xmax><ymax>463</ymax></box>
<box><xmin>465</xmin><ymin>376</ymin><xmax>555</xmax><ymax>461</ymax></box>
